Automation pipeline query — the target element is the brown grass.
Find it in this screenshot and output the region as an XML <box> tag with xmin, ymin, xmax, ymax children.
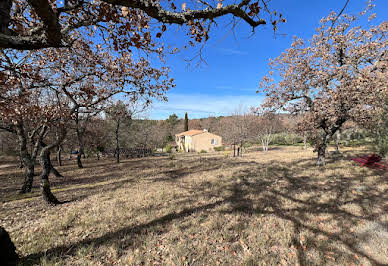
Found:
<box><xmin>0</xmin><ymin>146</ymin><xmax>387</xmax><ymax>265</ymax></box>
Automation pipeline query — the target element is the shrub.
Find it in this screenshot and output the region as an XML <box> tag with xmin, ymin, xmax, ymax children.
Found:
<box><xmin>272</xmin><ymin>133</ymin><xmax>303</xmax><ymax>145</ymax></box>
<box><xmin>200</xmin><ymin>149</ymin><xmax>207</xmax><ymax>153</ymax></box>
<box><xmin>96</xmin><ymin>145</ymin><xmax>105</xmax><ymax>152</ymax></box>
<box><xmin>284</xmin><ymin>133</ymin><xmax>303</xmax><ymax>145</ymax></box>
<box><xmin>214</xmin><ymin>146</ymin><xmax>225</xmax><ymax>152</ymax></box>
<box><xmin>165</xmin><ymin>144</ymin><xmax>172</xmax><ymax>153</ymax></box>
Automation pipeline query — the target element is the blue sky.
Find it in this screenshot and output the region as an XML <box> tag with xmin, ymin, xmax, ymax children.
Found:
<box><xmin>148</xmin><ymin>0</ymin><xmax>388</xmax><ymax>119</ymax></box>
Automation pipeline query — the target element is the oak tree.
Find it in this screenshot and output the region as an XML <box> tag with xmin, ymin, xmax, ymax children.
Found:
<box><xmin>260</xmin><ymin>7</ymin><xmax>387</xmax><ymax>165</ymax></box>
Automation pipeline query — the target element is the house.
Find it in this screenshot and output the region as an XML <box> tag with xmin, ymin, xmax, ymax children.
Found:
<box><xmin>175</xmin><ymin>129</ymin><xmax>222</xmax><ymax>152</ymax></box>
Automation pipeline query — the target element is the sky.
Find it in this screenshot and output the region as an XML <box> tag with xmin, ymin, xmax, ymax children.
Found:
<box><xmin>147</xmin><ymin>0</ymin><xmax>388</xmax><ymax>120</ymax></box>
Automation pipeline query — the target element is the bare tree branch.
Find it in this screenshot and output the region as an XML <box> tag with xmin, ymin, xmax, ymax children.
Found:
<box><xmin>0</xmin><ymin>0</ymin><xmax>268</xmax><ymax>50</ymax></box>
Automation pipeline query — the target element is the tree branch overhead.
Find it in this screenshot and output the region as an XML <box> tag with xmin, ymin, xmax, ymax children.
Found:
<box><xmin>0</xmin><ymin>0</ymin><xmax>271</xmax><ymax>50</ymax></box>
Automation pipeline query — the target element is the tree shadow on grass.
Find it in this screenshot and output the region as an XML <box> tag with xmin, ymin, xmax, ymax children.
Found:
<box><xmin>20</xmin><ymin>155</ymin><xmax>387</xmax><ymax>265</ymax></box>
<box><xmin>20</xmin><ymin>199</ymin><xmax>227</xmax><ymax>265</ymax></box>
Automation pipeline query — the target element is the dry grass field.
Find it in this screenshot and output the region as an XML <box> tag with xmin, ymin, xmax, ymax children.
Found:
<box><xmin>0</xmin><ymin>146</ymin><xmax>387</xmax><ymax>265</ymax></box>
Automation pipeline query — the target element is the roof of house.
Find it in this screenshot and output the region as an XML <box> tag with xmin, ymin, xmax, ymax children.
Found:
<box><xmin>175</xmin><ymin>129</ymin><xmax>206</xmax><ymax>137</ymax></box>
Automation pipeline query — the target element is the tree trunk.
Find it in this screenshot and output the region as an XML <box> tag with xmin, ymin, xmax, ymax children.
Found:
<box><xmin>18</xmin><ymin>153</ymin><xmax>24</xmax><ymax>168</ymax></box>
<box><xmin>316</xmin><ymin>144</ymin><xmax>326</xmax><ymax>166</ymax></box>
<box><xmin>0</xmin><ymin>226</ymin><xmax>19</xmax><ymax>265</ymax></box>
<box><xmin>345</xmin><ymin>131</ymin><xmax>351</xmax><ymax>145</ymax></box>
<box><xmin>56</xmin><ymin>145</ymin><xmax>62</xmax><ymax>166</ymax></box>
<box><xmin>75</xmin><ymin>113</ymin><xmax>84</xmax><ymax>168</ymax></box>
<box><xmin>334</xmin><ymin>131</ymin><xmax>341</xmax><ymax>154</ymax></box>
<box><xmin>115</xmin><ymin>120</ymin><xmax>120</xmax><ymax>164</ymax></box>
<box><xmin>39</xmin><ymin>147</ymin><xmax>60</xmax><ymax>204</ymax></box>
<box><xmin>262</xmin><ymin>139</ymin><xmax>268</xmax><ymax>153</ymax></box>
<box><xmin>0</xmin><ymin>0</ymin><xmax>12</xmax><ymax>36</ymax></box>
<box><xmin>76</xmin><ymin>148</ymin><xmax>83</xmax><ymax>168</ymax></box>
<box><xmin>316</xmin><ymin>131</ymin><xmax>330</xmax><ymax>166</ymax></box>
<box><xmin>41</xmin><ymin>142</ymin><xmax>63</xmax><ymax>178</ymax></box>
<box><xmin>69</xmin><ymin>146</ymin><xmax>73</xmax><ymax>159</ymax></box>
<box><xmin>303</xmin><ymin>132</ymin><xmax>307</xmax><ymax>150</ymax></box>
<box><xmin>20</xmin><ymin>162</ymin><xmax>34</xmax><ymax>194</ymax></box>
<box><xmin>51</xmin><ymin>166</ymin><xmax>63</xmax><ymax>178</ymax></box>
<box><xmin>16</xmin><ymin>123</ymin><xmax>37</xmax><ymax>193</ymax></box>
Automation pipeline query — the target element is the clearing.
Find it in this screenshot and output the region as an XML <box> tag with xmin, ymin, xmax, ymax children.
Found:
<box><xmin>0</xmin><ymin>146</ymin><xmax>387</xmax><ymax>265</ymax></box>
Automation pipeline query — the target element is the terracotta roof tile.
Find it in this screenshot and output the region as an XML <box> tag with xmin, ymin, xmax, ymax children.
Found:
<box><xmin>175</xmin><ymin>129</ymin><xmax>204</xmax><ymax>137</ymax></box>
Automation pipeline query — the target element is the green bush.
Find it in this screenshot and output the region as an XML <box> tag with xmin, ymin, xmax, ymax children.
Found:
<box><xmin>214</xmin><ymin>146</ymin><xmax>225</xmax><ymax>152</ymax></box>
<box><xmin>376</xmin><ymin>134</ymin><xmax>388</xmax><ymax>157</ymax></box>
<box><xmin>272</xmin><ymin>133</ymin><xmax>303</xmax><ymax>145</ymax></box>
<box><xmin>165</xmin><ymin>144</ymin><xmax>173</xmax><ymax>153</ymax></box>
<box><xmin>200</xmin><ymin>149</ymin><xmax>207</xmax><ymax>153</ymax></box>
<box><xmin>285</xmin><ymin>134</ymin><xmax>303</xmax><ymax>145</ymax></box>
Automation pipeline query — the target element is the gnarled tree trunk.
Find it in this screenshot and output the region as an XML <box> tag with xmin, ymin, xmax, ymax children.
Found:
<box><xmin>48</xmin><ymin>151</ymin><xmax>63</xmax><ymax>178</ymax></box>
<box><xmin>315</xmin><ymin>129</ymin><xmax>331</xmax><ymax>166</ymax></box>
<box><xmin>315</xmin><ymin>118</ymin><xmax>345</xmax><ymax>166</ymax></box>
<box><xmin>39</xmin><ymin>146</ymin><xmax>60</xmax><ymax>204</ymax></box>
<box><xmin>38</xmin><ymin>127</ymin><xmax>67</xmax><ymax>204</ymax></box>
<box><xmin>20</xmin><ymin>162</ymin><xmax>34</xmax><ymax>194</ymax></box>
<box><xmin>15</xmin><ymin>123</ymin><xmax>44</xmax><ymax>194</ymax></box>
<box><xmin>41</xmin><ymin>141</ymin><xmax>63</xmax><ymax>178</ymax></box>
<box><xmin>316</xmin><ymin>144</ymin><xmax>327</xmax><ymax>166</ymax></box>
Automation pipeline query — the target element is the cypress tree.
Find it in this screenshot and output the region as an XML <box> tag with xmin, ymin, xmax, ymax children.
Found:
<box><xmin>184</xmin><ymin>112</ymin><xmax>189</xmax><ymax>131</ymax></box>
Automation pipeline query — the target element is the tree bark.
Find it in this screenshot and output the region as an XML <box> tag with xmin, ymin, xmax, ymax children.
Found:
<box><xmin>15</xmin><ymin>123</ymin><xmax>41</xmax><ymax>194</ymax></box>
<box><xmin>41</xmin><ymin>141</ymin><xmax>63</xmax><ymax>178</ymax></box>
<box><xmin>262</xmin><ymin>140</ymin><xmax>267</xmax><ymax>153</ymax></box>
<box><xmin>48</xmin><ymin>153</ymin><xmax>63</xmax><ymax>178</ymax></box>
<box><xmin>39</xmin><ymin>146</ymin><xmax>60</xmax><ymax>204</ymax></box>
<box><xmin>345</xmin><ymin>130</ymin><xmax>351</xmax><ymax>145</ymax></box>
<box><xmin>316</xmin><ymin>144</ymin><xmax>326</xmax><ymax>166</ymax></box>
<box><xmin>0</xmin><ymin>0</ymin><xmax>12</xmax><ymax>36</ymax></box>
<box><xmin>18</xmin><ymin>153</ymin><xmax>24</xmax><ymax>168</ymax></box>
<box><xmin>57</xmin><ymin>145</ymin><xmax>62</xmax><ymax>166</ymax></box>
<box><xmin>303</xmin><ymin>132</ymin><xmax>307</xmax><ymax>150</ymax></box>
<box><xmin>76</xmin><ymin>148</ymin><xmax>84</xmax><ymax>168</ymax></box>
<box><xmin>38</xmin><ymin>126</ymin><xmax>67</xmax><ymax>204</ymax></box>
<box><xmin>334</xmin><ymin>130</ymin><xmax>341</xmax><ymax>154</ymax></box>
<box><xmin>20</xmin><ymin>162</ymin><xmax>34</xmax><ymax>194</ymax></box>
<box><xmin>316</xmin><ymin>130</ymin><xmax>331</xmax><ymax>166</ymax></box>
<box><xmin>75</xmin><ymin>112</ymin><xmax>84</xmax><ymax>168</ymax></box>
<box><xmin>115</xmin><ymin>120</ymin><xmax>120</xmax><ymax>164</ymax></box>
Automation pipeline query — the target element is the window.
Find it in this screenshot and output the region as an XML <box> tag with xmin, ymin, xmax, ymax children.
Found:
<box><xmin>211</xmin><ymin>139</ymin><xmax>218</xmax><ymax>145</ymax></box>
